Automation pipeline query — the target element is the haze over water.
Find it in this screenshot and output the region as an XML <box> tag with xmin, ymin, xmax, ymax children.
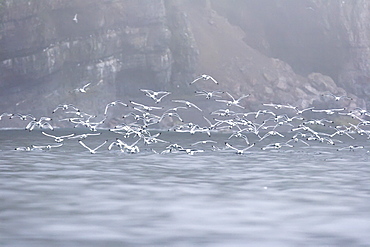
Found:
<box><xmin>1</xmin><ymin>130</ymin><xmax>370</xmax><ymax>247</ymax></box>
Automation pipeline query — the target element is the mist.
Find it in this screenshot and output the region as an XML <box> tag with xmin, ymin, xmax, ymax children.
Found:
<box><xmin>1</xmin><ymin>0</ymin><xmax>369</xmax><ymax>127</ymax></box>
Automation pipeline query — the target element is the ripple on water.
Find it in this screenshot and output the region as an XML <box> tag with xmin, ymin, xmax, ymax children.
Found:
<box><xmin>1</xmin><ymin>131</ymin><xmax>370</xmax><ymax>246</ymax></box>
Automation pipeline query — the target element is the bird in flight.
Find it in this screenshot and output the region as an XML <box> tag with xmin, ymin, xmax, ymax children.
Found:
<box><xmin>74</xmin><ymin>82</ymin><xmax>91</xmax><ymax>93</ymax></box>
<box><xmin>78</xmin><ymin>140</ymin><xmax>108</xmax><ymax>154</ymax></box>
<box><xmin>190</xmin><ymin>74</ymin><xmax>219</xmax><ymax>85</ymax></box>
<box><xmin>321</xmin><ymin>93</ymin><xmax>353</xmax><ymax>101</ymax></box>
<box><xmin>73</xmin><ymin>14</ymin><xmax>78</xmax><ymax>23</ymax></box>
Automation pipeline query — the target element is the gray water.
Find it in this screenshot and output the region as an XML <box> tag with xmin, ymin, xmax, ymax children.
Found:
<box><xmin>1</xmin><ymin>129</ymin><xmax>370</xmax><ymax>247</ymax></box>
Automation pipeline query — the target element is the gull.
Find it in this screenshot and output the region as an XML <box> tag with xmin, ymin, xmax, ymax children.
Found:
<box><xmin>172</xmin><ymin>100</ymin><xmax>202</xmax><ymax>111</ymax></box>
<box><xmin>214</xmin><ymin>118</ymin><xmax>240</xmax><ymax>129</ymax></box>
<box><xmin>228</xmin><ymin>128</ymin><xmax>250</xmax><ymax>144</ymax></box>
<box><xmin>0</xmin><ymin>112</ymin><xmax>14</xmax><ymax>120</ymax></box>
<box><xmin>295</xmin><ymin>107</ymin><xmax>314</xmax><ymax>115</ymax></box>
<box><xmin>32</xmin><ymin>143</ymin><xmax>64</xmax><ymax>150</ymax></box>
<box><xmin>280</xmin><ymin>114</ymin><xmax>304</xmax><ymax>123</ymax></box>
<box><xmin>42</xmin><ymin>131</ymin><xmax>75</xmax><ymax>142</ymax></box>
<box><xmin>130</xmin><ymin>101</ymin><xmax>163</xmax><ymax>112</ymax></box>
<box><xmin>306</xmin><ymin>135</ymin><xmax>341</xmax><ymax>145</ymax></box>
<box><xmin>159</xmin><ymin>112</ymin><xmax>183</xmax><ymax>122</ymax></box>
<box><xmin>78</xmin><ymin>140</ymin><xmax>108</xmax><ymax>154</ymax></box>
<box><xmin>329</xmin><ymin>129</ymin><xmax>355</xmax><ymax>139</ymax></box>
<box><xmin>266</xmin><ymin>121</ymin><xmax>294</xmax><ymax>130</ymax></box>
<box><xmin>350</xmin><ymin>107</ymin><xmax>370</xmax><ymax>117</ymax></box>
<box><xmin>123</xmin><ymin>111</ymin><xmax>144</xmax><ymax>121</ymax></box>
<box><xmin>302</xmin><ymin>118</ymin><xmax>334</xmax><ymax>126</ymax></box>
<box><xmin>338</xmin><ymin>111</ymin><xmax>363</xmax><ymax>121</ymax></box>
<box><xmin>73</xmin><ymin>14</ymin><xmax>78</xmax><ymax>23</ymax></box>
<box><xmin>152</xmin><ymin>93</ymin><xmax>171</xmax><ymax>104</ymax></box>
<box><xmin>292</xmin><ymin>132</ymin><xmax>313</xmax><ymax>139</ymax></box>
<box><xmin>72</xmin><ymin>115</ymin><xmax>105</xmax><ymax>131</ymax></box>
<box><xmin>104</xmin><ymin>100</ymin><xmax>128</xmax><ymax>115</ymax></box>
<box><xmin>140</xmin><ymin>89</ymin><xmax>171</xmax><ymax>103</ymax></box>
<box><xmin>52</xmin><ymin>104</ymin><xmax>79</xmax><ymax>114</ymax></box>
<box><xmin>85</xmin><ymin>117</ymin><xmax>106</xmax><ymax>132</ymax></box>
<box><xmin>25</xmin><ymin>117</ymin><xmax>53</xmax><ymax>131</ymax></box>
<box><xmin>262</xmin><ymin>103</ymin><xmax>297</xmax><ymax>110</ymax></box>
<box><xmin>140</xmin><ymin>89</ymin><xmax>171</xmax><ymax>98</ymax></box>
<box><xmin>108</xmin><ymin>138</ymin><xmax>141</xmax><ymax>153</ymax></box>
<box><xmin>65</xmin><ymin>110</ymin><xmax>95</xmax><ymax>118</ymax></box>
<box><xmin>59</xmin><ymin>117</ymin><xmax>85</xmax><ymax>125</ymax></box>
<box><xmin>163</xmin><ymin>106</ymin><xmax>187</xmax><ymax>113</ymax></box>
<box><xmin>322</xmin><ymin>93</ymin><xmax>353</xmax><ymax>101</ymax></box>
<box><xmin>143</xmin><ymin>133</ymin><xmax>168</xmax><ymax>145</ymax></box>
<box><xmin>252</xmin><ymin>109</ymin><xmax>276</xmax><ymax>119</ymax></box>
<box><xmin>236</xmin><ymin>122</ymin><xmax>263</xmax><ymax>138</ymax></box>
<box><xmin>178</xmin><ymin>148</ymin><xmax>205</xmax><ymax>155</ymax></box>
<box><xmin>68</xmin><ymin>132</ymin><xmax>101</xmax><ymax>140</ymax></box>
<box><xmin>74</xmin><ymin>82</ymin><xmax>91</xmax><ymax>93</ymax></box>
<box><xmin>337</xmin><ymin>145</ymin><xmax>364</xmax><ymax>152</ymax></box>
<box><xmin>15</xmin><ymin>146</ymin><xmax>34</xmax><ymax>151</ymax></box>
<box><xmin>195</xmin><ymin>90</ymin><xmax>224</xmax><ymax>99</ymax></box>
<box><xmin>160</xmin><ymin>144</ymin><xmax>182</xmax><ymax>154</ymax></box>
<box><xmin>190</xmin><ymin>74</ymin><xmax>219</xmax><ymax>85</ymax></box>
<box><xmin>190</xmin><ymin>140</ymin><xmax>217</xmax><ymax>146</ymax></box>
<box><xmin>225</xmin><ymin>142</ymin><xmax>255</xmax><ymax>154</ymax></box>
<box><xmin>261</xmin><ymin>142</ymin><xmax>293</xmax><ymax>150</ymax></box>
<box><xmin>211</xmin><ymin>108</ymin><xmax>236</xmax><ymax>117</ymax></box>
<box><xmin>312</xmin><ymin>108</ymin><xmax>345</xmax><ymax>115</ymax></box>
<box><xmin>286</xmin><ymin>137</ymin><xmax>310</xmax><ymax>146</ymax></box>
<box><xmin>216</xmin><ymin>92</ymin><xmax>249</xmax><ymax>109</ymax></box>
<box><xmin>162</xmin><ymin>143</ymin><xmax>184</xmax><ymax>153</ymax></box>
<box><xmin>10</xmin><ymin>113</ymin><xmax>36</xmax><ymax>121</ymax></box>
<box><xmin>202</xmin><ymin>116</ymin><xmax>221</xmax><ymax>131</ymax></box>
<box><xmin>348</xmin><ymin>123</ymin><xmax>368</xmax><ymax>136</ymax></box>
<box><xmin>259</xmin><ymin>130</ymin><xmax>285</xmax><ymax>141</ymax></box>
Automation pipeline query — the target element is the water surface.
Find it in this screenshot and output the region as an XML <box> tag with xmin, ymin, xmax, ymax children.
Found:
<box><xmin>1</xmin><ymin>129</ymin><xmax>369</xmax><ymax>246</ymax></box>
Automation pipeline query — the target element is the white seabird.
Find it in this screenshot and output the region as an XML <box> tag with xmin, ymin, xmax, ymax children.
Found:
<box><xmin>78</xmin><ymin>140</ymin><xmax>108</xmax><ymax>154</ymax></box>
<box><xmin>190</xmin><ymin>74</ymin><xmax>219</xmax><ymax>85</ymax></box>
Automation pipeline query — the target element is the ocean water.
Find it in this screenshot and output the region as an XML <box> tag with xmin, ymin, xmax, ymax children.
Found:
<box><xmin>1</xmin><ymin>129</ymin><xmax>370</xmax><ymax>247</ymax></box>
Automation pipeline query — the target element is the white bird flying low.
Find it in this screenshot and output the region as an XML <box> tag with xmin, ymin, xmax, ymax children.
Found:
<box><xmin>104</xmin><ymin>100</ymin><xmax>128</xmax><ymax>115</ymax></box>
<box><xmin>42</xmin><ymin>131</ymin><xmax>75</xmax><ymax>142</ymax></box>
<box><xmin>225</xmin><ymin>142</ymin><xmax>255</xmax><ymax>155</ymax></box>
<box><xmin>171</xmin><ymin>100</ymin><xmax>202</xmax><ymax>112</ymax></box>
<box><xmin>78</xmin><ymin>140</ymin><xmax>108</xmax><ymax>154</ymax></box>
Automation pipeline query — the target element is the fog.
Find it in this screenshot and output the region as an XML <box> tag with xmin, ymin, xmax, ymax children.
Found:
<box><xmin>0</xmin><ymin>0</ymin><xmax>369</xmax><ymax>127</ymax></box>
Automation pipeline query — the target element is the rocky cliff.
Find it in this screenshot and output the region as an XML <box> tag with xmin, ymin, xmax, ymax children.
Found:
<box><xmin>0</xmin><ymin>0</ymin><xmax>198</xmax><ymax>121</ymax></box>
<box><xmin>0</xmin><ymin>0</ymin><xmax>369</xmax><ymax>127</ymax></box>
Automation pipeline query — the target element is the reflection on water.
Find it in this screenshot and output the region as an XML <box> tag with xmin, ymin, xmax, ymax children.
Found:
<box><xmin>1</xmin><ymin>130</ymin><xmax>370</xmax><ymax>246</ymax></box>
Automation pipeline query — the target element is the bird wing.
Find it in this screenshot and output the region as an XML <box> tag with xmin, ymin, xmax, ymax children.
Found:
<box><xmin>78</xmin><ymin>140</ymin><xmax>92</xmax><ymax>152</ymax></box>
<box><xmin>208</xmin><ymin>75</ymin><xmax>219</xmax><ymax>84</ymax></box>
<box><xmin>187</xmin><ymin>102</ymin><xmax>202</xmax><ymax>111</ymax></box>
<box><xmin>130</xmin><ymin>101</ymin><xmax>145</xmax><ymax>108</ymax></box>
<box><xmin>61</xmin><ymin>133</ymin><xmax>75</xmax><ymax>138</ymax></box>
<box><xmin>225</xmin><ymin>142</ymin><xmax>238</xmax><ymax>151</ymax></box>
<box><xmin>93</xmin><ymin>140</ymin><xmax>108</xmax><ymax>151</ymax></box>
<box><xmin>189</xmin><ymin>77</ymin><xmax>202</xmax><ymax>84</ymax></box>
<box><xmin>41</xmin><ymin>131</ymin><xmax>56</xmax><ymax>138</ymax></box>
<box><xmin>82</xmin><ymin>83</ymin><xmax>91</xmax><ymax>90</ymax></box>
<box><xmin>225</xmin><ymin>92</ymin><xmax>236</xmax><ymax>101</ymax></box>
<box><xmin>242</xmin><ymin>143</ymin><xmax>255</xmax><ymax>151</ymax></box>
<box><xmin>104</xmin><ymin>104</ymin><xmax>110</xmax><ymax>115</ymax></box>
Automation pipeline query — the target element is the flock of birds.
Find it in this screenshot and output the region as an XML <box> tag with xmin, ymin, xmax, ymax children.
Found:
<box><xmin>1</xmin><ymin>74</ymin><xmax>370</xmax><ymax>155</ymax></box>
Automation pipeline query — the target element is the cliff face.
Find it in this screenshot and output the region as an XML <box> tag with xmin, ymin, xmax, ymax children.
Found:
<box><xmin>0</xmin><ymin>0</ymin><xmax>198</xmax><ymax>119</ymax></box>
<box><xmin>210</xmin><ymin>0</ymin><xmax>370</xmax><ymax>106</ymax></box>
<box><xmin>0</xmin><ymin>0</ymin><xmax>369</xmax><ymax>126</ymax></box>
